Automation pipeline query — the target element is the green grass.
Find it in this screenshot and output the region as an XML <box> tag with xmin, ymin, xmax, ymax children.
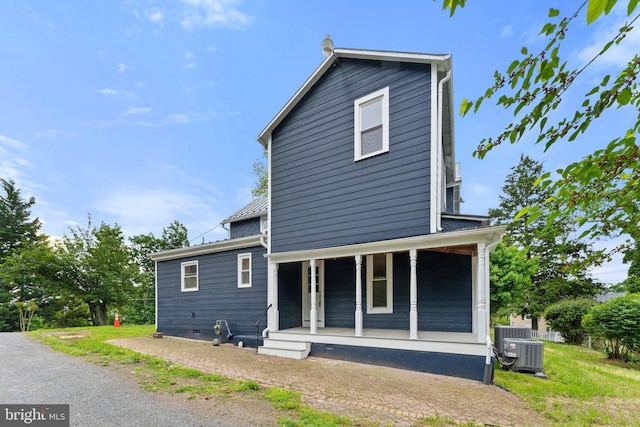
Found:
<box><xmin>30</xmin><ymin>326</ymin><xmax>357</xmax><ymax>426</ymax></box>
<box><xmin>494</xmin><ymin>341</ymin><xmax>640</xmax><ymax>426</ymax></box>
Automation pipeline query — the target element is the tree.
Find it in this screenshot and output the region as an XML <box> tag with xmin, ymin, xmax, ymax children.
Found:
<box><xmin>127</xmin><ymin>220</ymin><xmax>189</xmax><ymax>324</ymax></box>
<box><xmin>60</xmin><ymin>216</ymin><xmax>140</xmax><ymax>326</ymax></box>
<box><xmin>252</xmin><ymin>149</ymin><xmax>268</xmax><ymax>198</ymax></box>
<box><xmin>442</xmin><ymin>0</ymin><xmax>640</xmax><ymax>264</ymax></box>
<box><xmin>619</xmin><ymin>234</ymin><xmax>640</xmax><ymax>293</ymax></box>
<box><xmin>582</xmin><ymin>293</ymin><xmax>640</xmax><ymax>359</ymax></box>
<box><xmin>544</xmin><ymin>297</ymin><xmax>597</xmax><ymax>345</ymax></box>
<box><xmin>0</xmin><ymin>178</ymin><xmax>43</xmax><ymax>261</ymax></box>
<box><xmin>490</xmin><ymin>155</ymin><xmax>603</xmax><ymax>328</ymax></box>
<box><xmin>489</xmin><ymin>243</ymin><xmax>537</xmax><ymax>317</ymax></box>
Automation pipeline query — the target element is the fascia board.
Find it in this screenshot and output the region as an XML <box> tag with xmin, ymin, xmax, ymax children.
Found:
<box><xmin>151</xmin><ymin>235</ymin><xmax>263</xmax><ymax>261</ymax></box>
<box><xmin>267</xmin><ymin>226</ymin><xmax>506</xmax><ymax>264</ymax></box>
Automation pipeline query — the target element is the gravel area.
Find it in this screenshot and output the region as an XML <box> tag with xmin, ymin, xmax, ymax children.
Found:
<box><xmin>0</xmin><ymin>333</ymin><xmax>231</xmax><ymax>427</ymax></box>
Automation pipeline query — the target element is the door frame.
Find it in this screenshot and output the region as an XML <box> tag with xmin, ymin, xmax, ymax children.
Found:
<box><xmin>302</xmin><ymin>260</ymin><xmax>325</xmax><ymax>327</ymax></box>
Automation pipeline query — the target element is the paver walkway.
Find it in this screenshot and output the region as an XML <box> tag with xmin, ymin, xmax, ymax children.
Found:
<box><xmin>109</xmin><ymin>336</ymin><xmax>545</xmax><ymax>426</ymax></box>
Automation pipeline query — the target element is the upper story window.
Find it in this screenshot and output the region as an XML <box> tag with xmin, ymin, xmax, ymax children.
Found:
<box><xmin>181</xmin><ymin>261</ymin><xmax>198</xmax><ymax>292</ymax></box>
<box><xmin>354</xmin><ymin>87</ymin><xmax>389</xmax><ymax>161</ymax></box>
<box><xmin>238</xmin><ymin>253</ymin><xmax>252</xmax><ymax>288</ymax></box>
<box><xmin>366</xmin><ymin>253</ymin><xmax>393</xmax><ymax>314</ymax></box>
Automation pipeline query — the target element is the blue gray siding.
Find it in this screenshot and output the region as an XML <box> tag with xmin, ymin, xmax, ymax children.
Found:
<box><xmin>229</xmin><ymin>218</ymin><xmax>261</xmax><ymax>239</ymax></box>
<box><xmin>156</xmin><ymin>245</ymin><xmax>267</xmax><ymax>342</ymax></box>
<box><xmin>278</xmin><ymin>250</ymin><xmax>472</xmax><ymax>333</ymax></box>
<box><xmin>271</xmin><ymin>58</ymin><xmax>432</xmax><ymax>253</ymax></box>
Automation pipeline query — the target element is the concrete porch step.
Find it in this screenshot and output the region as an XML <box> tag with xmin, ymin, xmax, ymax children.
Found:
<box><xmin>258</xmin><ymin>338</ymin><xmax>311</xmax><ymax>360</ymax></box>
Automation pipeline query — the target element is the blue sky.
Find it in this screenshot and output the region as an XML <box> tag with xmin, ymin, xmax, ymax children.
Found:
<box><xmin>1</xmin><ymin>1</ymin><xmax>636</xmax><ymax>284</ymax></box>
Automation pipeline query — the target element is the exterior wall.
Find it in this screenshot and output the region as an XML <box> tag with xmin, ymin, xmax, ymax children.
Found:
<box><xmin>441</xmin><ymin>217</ymin><xmax>486</xmax><ymax>232</ymax></box>
<box><xmin>509</xmin><ymin>314</ymin><xmax>549</xmax><ymax>334</ymax></box>
<box><xmin>278</xmin><ymin>250</ymin><xmax>472</xmax><ymax>333</ymax></box>
<box><xmin>229</xmin><ymin>217</ymin><xmax>261</xmax><ymax>239</ymax></box>
<box><xmin>156</xmin><ymin>245</ymin><xmax>267</xmax><ymax>342</ymax></box>
<box><xmin>271</xmin><ymin>58</ymin><xmax>432</xmax><ymax>253</ymax></box>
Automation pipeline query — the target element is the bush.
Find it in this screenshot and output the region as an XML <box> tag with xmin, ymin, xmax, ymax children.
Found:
<box><xmin>544</xmin><ymin>298</ymin><xmax>597</xmax><ymax>345</ymax></box>
<box><xmin>582</xmin><ymin>293</ymin><xmax>640</xmax><ymax>360</ymax></box>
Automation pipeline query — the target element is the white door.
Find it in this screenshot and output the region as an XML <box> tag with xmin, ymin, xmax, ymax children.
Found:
<box><xmin>302</xmin><ymin>260</ymin><xmax>325</xmax><ymax>327</ymax></box>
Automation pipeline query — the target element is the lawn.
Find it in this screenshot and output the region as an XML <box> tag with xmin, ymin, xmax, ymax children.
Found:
<box><xmin>31</xmin><ymin>326</ymin><xmax>640</xmax><ymax>426</ymax></box>
<box><xmin>494</xmin><ymin>341</ymin><xmax>640</xmax><ymax>426</ymax></box>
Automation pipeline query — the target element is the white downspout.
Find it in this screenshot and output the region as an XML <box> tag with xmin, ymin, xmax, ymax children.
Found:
<box><xmin>436</xmin><ymin>64</ymin><xmax>452</xmax><ymax>232</ymax></box>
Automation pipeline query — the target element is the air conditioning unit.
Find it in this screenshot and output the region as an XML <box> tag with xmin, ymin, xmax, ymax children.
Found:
<box><xmin>494</xmin><ymin>326</ymin><xmax>531</xmax><ymax>357</ymax></box>
<box><xmin>503</xmin><ymin>338</ymin><xmax>544</xmax><ymax>374</ymax></box>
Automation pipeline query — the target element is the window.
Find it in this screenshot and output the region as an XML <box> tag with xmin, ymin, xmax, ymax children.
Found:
<box><xmin>366</xmin><ymin>253</ymin><xmax>393</xmax><ymax>313</ymax></box>
<box><xmin>354</xmin><ymin>87</ymin><xmax>389</xmax><ymax>161</ymax></box>
<box><xmin>238</xmin><ymin>253</ymin><xmax>252</xmax><ymax>288</ymax></box>
<box><xmin>181</xmin><ymin>261</ymin><xmax>198</xmax><ymax>292</ymax></box>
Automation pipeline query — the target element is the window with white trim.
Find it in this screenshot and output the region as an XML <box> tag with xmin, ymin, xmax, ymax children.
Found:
<box><xmin>238</xmin><ymin>253</ymin><xmax>252</xmax><ymax>288</ymax></box>
<box><xmin>366</xmin><ymin>253</ymin><xmax>393</xmax><ymax>314</ymax></box>
<box><xmin>181</xmin><ymin>261</ymin><xmax>198</xmax><ymax>292</ymax></box>
<box><xmin>354</xmin><ymin>87</ymin><xmax>390</xmax><ymax>161</ymax></box>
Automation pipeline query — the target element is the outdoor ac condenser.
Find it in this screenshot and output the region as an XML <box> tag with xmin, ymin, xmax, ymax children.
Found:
<box><xmin>494</xmin><ymin>326</ymin><xmax>531</xmax><ymax>357</ymax></box>
<box><xmin>503</xmin><ymin>338</ymin><xmax>544</xmax><ymax>374</ymax></box>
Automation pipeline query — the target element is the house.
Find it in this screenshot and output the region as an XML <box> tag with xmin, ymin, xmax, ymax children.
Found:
<box><xmin>151</xmin><ymin>37</ymin><xmax>505</xmax><ymax>382</ymax></box>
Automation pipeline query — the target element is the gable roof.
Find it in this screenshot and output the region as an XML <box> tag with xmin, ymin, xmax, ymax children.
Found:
<box><xmin>257</xmin><ymin>47</ymin><xmax>452</xmax><ymax>147</ymax></box>
<box><xmin>221</xmin><ymin>197</ymin><xmax>268</xmax><ymax>224</ymax></box>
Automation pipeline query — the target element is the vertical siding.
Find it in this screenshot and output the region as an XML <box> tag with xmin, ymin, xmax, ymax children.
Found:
<box><xmin>156</xmin><ymin>245</ymin><xmax>267</xmax><ymax>341</ymax></box>
<box><xmin>271</xmin><ymin>58</ymin><xmax>432</xmax><ymax>253</ymax></box>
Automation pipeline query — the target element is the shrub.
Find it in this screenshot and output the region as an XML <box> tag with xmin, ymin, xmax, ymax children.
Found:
<box><xmin>544</xmin><ymin>298</ymin><xmax>597</xmax><ymax>345</ymax></box>
<box><xmin>582</xmin><ymin>293</ymin><xmax>640</xmax><ymax>360</ymax></box>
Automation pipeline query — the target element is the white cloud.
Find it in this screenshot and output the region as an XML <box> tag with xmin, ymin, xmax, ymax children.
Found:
<box><xmin>35</xmin><ymin>128</ymin><xmax>74</xmax><ymax>139</ymax></box>
<box><xmin>123</xmin><ymin>106</ymin><xmax>152</xmax><ymax>115</ymax></box>
<box><xmin>500</xmin><ymin>25</ymin><xmax>514</xmax><ymax>38</ymax></box>
<box><xmin>185</xmin><ymin>62</ymin><xmax>198</xmax><ymax>69</ymax></box>
<box><xmin>167</xmin><ymin>113</ymin><xmax>190</xmax><ymax>124</ymax></box>
<box><xmin>575</xmin><ymin>5</ymin><xmax>640</xmax><ymax>70</ymax></box>
<box><xmin>148</xmin><ymin>10</ymin><xmax>164</xmax><ymax>24</ymax></box>
<box><xmin>180</xmin><ymin>0</ymin><xmax>253</xmax><ymax>29</ymax></box>
<box><xmin>93</xmin><ymin>88</ymin><xmax>118</xmax><ymax>96</ymax></box>
<box><xmin>0</xmin><ymin>134</ymin><xmax>28</xmax><ymax>151</ymax></box>
<box><xmin>117</xmin><ymin>62</ymin><xmax>131</xmax><ymax>72</ymax></box>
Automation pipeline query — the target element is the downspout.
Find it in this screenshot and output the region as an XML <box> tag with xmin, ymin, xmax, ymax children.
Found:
<box><xmin>221</xmin><ymin>222</ymin><xmax>230</xmax><ymax>239</ymax></box>
<box><xmin>260</xmin><ymin>230</ymin><xmax>268</xmax><ymax>249</ymax></box>
<box><xmin>436</xmin><ymin>63</ymin><xmax>452</xmax><ymax>232</ymax></box>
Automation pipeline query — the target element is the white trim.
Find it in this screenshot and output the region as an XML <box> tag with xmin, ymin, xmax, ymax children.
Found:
<box><xmin>302</xmin><ymin>260</ymin><xmax>325</xmax><ymax>328</ymax></box>
<box><xmin>267</xmin><ymin>226</ymin><xmax>506</xmax><ymax>264</ymax></box>
<box><xmin>237</xmin><ymin>253</ymin><xmax>252</xmax><ymax>288</ymax></box>
<box><xmin>366</xmin><ymin>253</ymin><xmax>393</xmax><ymax>314</ymax></box>
<box><xmin>267</xmin><ymin>135</ymin><xmax>272</xmax><ymax>255</ymax></box>
<box><xmin>151</xmin><ymin>235</ymin><xmax>262</xmax><ymax>261</ymax></box>
<box><xmin>154</xmin><ymin>260</ymin><xmax>158</xmax><ymax>328</ymax></box>
<box><xmin>181</xmin><ymin>260</ymin><xmax>199</xmax><ymax>292</ymax></box>
<box><xmin>354</xmin><ymin>86</ymin><xmax>389</xmax><ymax>161</ymax></box>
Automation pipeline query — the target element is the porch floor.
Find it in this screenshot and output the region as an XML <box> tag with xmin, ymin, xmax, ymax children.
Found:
<box><xmin>276</xmin><ymin>327</ymin><xmax>479</xmax><ymax>344</ymax></box>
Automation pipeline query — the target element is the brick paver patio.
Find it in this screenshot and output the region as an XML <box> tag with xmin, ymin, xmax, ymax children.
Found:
<box><xmin>109</xmin><ymin>336</ymin><xmax>544</xmax><ymax>426</ymax></box>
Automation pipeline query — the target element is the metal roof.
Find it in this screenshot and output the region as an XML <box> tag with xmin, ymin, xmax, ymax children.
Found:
<box><xmin>221</xmin><ymin>197</ymin><xmax>268</xmax><ymax>224</ymax></box>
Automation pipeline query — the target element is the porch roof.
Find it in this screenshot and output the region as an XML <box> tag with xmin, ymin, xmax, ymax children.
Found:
<box><xmin>267</xmin><ymin>225</ymin><xmax>506</xmax><ymax>264</ymax></box>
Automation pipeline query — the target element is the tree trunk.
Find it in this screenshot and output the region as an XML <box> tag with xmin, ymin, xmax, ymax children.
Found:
<box><xmin>531</xmin><ymin>316</ymin><xmax>539</xmax><ymax>332</ymax></box>
<box><xmin>89</xmin><ymin>302</ymin><xmax>107</xmax><ymax>326</ymax></box>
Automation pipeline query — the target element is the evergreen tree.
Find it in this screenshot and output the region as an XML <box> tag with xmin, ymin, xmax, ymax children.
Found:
<box><xmin>0</xmin><ymin>179</ymin><xmax>43</xmax><ymax>261</ymax></box>
<box><xmin>490</xmin><ymin>155</ymin><xmax>603</xmax><ymax>328</ymax></box>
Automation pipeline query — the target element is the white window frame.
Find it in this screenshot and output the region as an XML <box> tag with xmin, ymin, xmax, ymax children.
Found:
<box><xmin>238</xmin><ymin>253</ymin><xmax>252</xmax><ymax>288</ymax></box>
<box><xmin>181</xmin><ymin>261</ymin><xmax>199</xmax><ymax>292</ymax></box>
<box><xmin>366</xmin><ymin>253</ymin><xmax>393</xmax><ymax>314</ymax></box>
<box><xmin>354</xmin><ymin>87</ymin><xmax>390</xmax><ymax>161</ymax></box>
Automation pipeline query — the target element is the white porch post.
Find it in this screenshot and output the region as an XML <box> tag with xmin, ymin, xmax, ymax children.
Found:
<box><xmin>268</xmin><ymin>262</ymin><xmax>279</xmax><ymax>332</ymax></box>
<box><xmin>355</xmin><ymin>255</ymin><xmax>363</xmax><ymax>337</ymax></box>
<box><xmin>409</xmin><ymin>249</ymin><xmax>418</xmax><ymax>339</ymax></box>
<box><xmin>476</xmin><ymin>242</ymin><xmax>487</xmax><ymax>343</ymax></box>
<box><xmin>310</xmin><ymin>259</ymin><xmax>317</xmax><ymax>334</ymax></box>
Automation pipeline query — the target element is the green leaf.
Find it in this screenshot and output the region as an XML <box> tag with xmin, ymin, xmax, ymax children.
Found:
<box><xmin>618</xmin><ymin>87</ymin><xmax>632</xmax><ymax>106</ymax></box>
<box><xmin>587</xmin><ymin>0</ymin><xmax>607</xmax><ymax>24</ymax></box>
<box><xmin>549</xmin><ymin>8</ymin><xmax>560</xmax><ymax>17</ymax></box>
<box><xmin>521</xmin><ymin>46</ymin><xmax>528</xmax><ymax>55</ymax></box>
<box><xmin>514</xmin><ymin>206</ymin><xmax>530</xmax><ymax>220</ymax></box>
<box><xmin>534</xmin><ymin>171</ymin><xmax>551</xmax><ymax>187</ymax></box>
<box><xmin>629</xmin><ymin>0</ymin><xmax>639</xmax><ymax>16</ymax></box>
<box><xmin>507</xmin><ymin>59</ymin><xmax>520</xmax><ymax>75</ymax></box>
<box><xmin>460</xmin><ymin>98</ymin><xmax>473</xmax><ymax>116</ymax></box>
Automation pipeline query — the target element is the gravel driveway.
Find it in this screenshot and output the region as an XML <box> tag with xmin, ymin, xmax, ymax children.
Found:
<box><xmin>0</xmin><ymin>333</ymin><xmax>229</xmax><ymax>427</ymax></box>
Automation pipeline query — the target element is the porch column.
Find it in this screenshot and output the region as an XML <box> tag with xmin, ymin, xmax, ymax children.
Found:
<box><xmin>269</xmin><ymin>262</ymin><xmax>279</xmax><ymax>332</ymax></box>
<box><xmin>476</xmin><ymin>242</ymin><xmax>487</xmax><ymax>343</ymax></box>
<box><xmin>355</xmin><ymin>255</ymin><xmax>363</xmax><ymax>337</ymax></box>
<box><xmin>310</xmin><ymin>259</ymin><xmax>317</xmax><ymax>334</ymax></box>
<box><xmin>409</xmin><ymin>249</ymin><xmax>418</xmax><ymax>339</ymax></box>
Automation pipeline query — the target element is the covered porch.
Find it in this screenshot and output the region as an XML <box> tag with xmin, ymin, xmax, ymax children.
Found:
<box><xmin>261</xmin><ymin>227</ymin><xmax>505</xmax><ymax>357</ymax></box>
